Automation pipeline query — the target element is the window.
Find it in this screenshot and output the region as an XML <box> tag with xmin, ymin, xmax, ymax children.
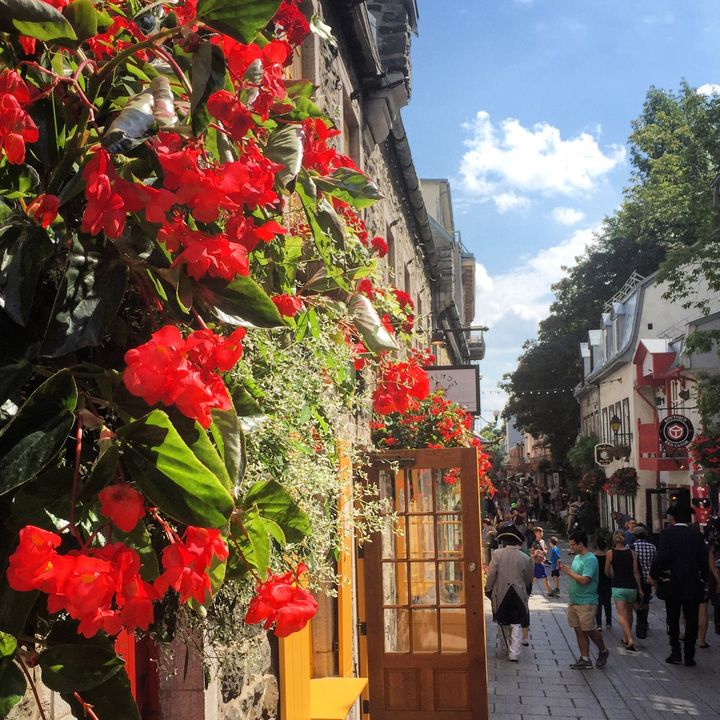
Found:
<box><xmin>602</xmin><ymin>408</ymin><xmax>608</xmax><ymax>443</ymax></box>
<box><xmin>622</xmin><ymin>399</ymin><xmax>630</xmax><ymax>439</ymax></box>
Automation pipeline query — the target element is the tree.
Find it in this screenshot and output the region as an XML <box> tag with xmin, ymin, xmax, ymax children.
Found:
<box><xmin>504</xmin><ymin>82</ymin><xmax>720</xmax><ymax>468</ymax></box>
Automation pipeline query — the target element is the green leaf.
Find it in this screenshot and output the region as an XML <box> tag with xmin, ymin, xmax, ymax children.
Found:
<box><xmin>210</xmin><ymin>408</ymin><xmax>245</xmax><ymax>488</ymax></box>
<box><xmin>314</xmin><ymin>167</ymin><xmax>383</xmax><ymax>209</ymax></box>
<box><xmin>0</xmin><ymin>574</ymin><xmax>38</xmax><ymax>637</ymax></box>
<box><xmin>240</xmin><ymin>480</ymin><xmax>310</xmax><ymax>543</ymax></box>
<box><xmin>0</xmin><ymin>632</ymin><xmax>17</xmax><ymax>659</ymax></box>
<box><xmin>348</xmin><ymin>293</ymin><xmax>399</xmax><ymax>353</ymax></box>
<box><xmin>40</xmin><ymin>643</ymin><xmax>124</xmax><ymax>693</ymax></box>
<box><xmin>62</xmin><ymin>0</ymin><xmax>97</xmax><ymax>40</ymax></box>
<box><xmin>0</xmin><ymin>360</ymin><xmax>32</xmax><ymax>406</ymax></box>
<box><xmin>265</xmin><ymin>125</ymin><xmax>303</xmax><ymax>186</ymax></box>
<box><xmin>296</xmin><ymin>180</ymin><xmax>349</xmax><ymax>291</ymax></box>
<box><xmin>0</xmin><ymin>0</ymin><xmax>77</xmax><ymax>40</ymax></box>
<box><xmin>117</xmin><ymin>410</ymin><xmax>234</xmax><ymax>528</ymax></box>
<box><xmin>230</xmin><ymin>507</ymin><xmax>271</xmax><ymax>577</ymax></box>
<box><xmin>64</xmin><ymin>660</ymin><xmax>139</xmax><ymax>720</ymax></box>
<box><xmin>196</xmin><ymin>0</ymin><xmax>281</xmax><ymax>44</ymax></box>
<box><xmin>0</xmin><ymin>224</ymin><xmax>55</xmax><ymax>327</ymax></box>
<box><xmin>190</xmin><ymin>41</ymin><xmax>227</xmax><ymax>136</ymax></box>
<box><xmin>0</xmin><ymin>371</ymin><xmax>77</xmax><ymax>496</ymax></box>
<box><xmin>227</xmin><ymin>382</ymin><xmax>262</xmax><ymax>417</ymax></box>
<box><xmin>41</xmin><ymin>236</ymin><xmax>128</xmax><ymax>357</ymax></box>
<box><xmin>171</xmin><ymin>413</ymin><xmax>232</xmax><ymax>491</ymax></box>
<box><xmin>9</xmin><ymin>467</ymin><xmax>73</xmax><ymax>531</ymax></box>
<box><xmin>195</xmin><ymin>276</ymin><xmax>285</xmax><ymax>328</ymax></box>
<box><xmin>79</xmin><ymin>444</ymin><xmax>119</xmax><ymax>500</ymax></box>
<box><xmin>0</xmin><ymin>661</ymin><xmax>25</xmax><ymax>716</ymax></box>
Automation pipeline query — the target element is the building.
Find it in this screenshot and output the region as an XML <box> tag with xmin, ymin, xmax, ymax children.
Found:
<box><xmin>575</xmin><ymin>271</ymin><xmax>720</xmax><ymax>532</ymax></box>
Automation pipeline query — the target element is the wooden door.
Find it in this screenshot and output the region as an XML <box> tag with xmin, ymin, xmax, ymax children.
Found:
<box><xmin>364</xmin><ymin>448</ymin><xmax>488</xmax><ymax>720</ymax></box>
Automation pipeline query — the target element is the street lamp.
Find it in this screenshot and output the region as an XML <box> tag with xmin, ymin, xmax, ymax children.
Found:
<box><xmin>609</xmin><ymin>415</ymin><xmax>622</xmax><ymax>441</ymax></box>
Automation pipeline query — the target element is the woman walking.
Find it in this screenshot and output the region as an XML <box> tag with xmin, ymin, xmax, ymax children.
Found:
<box><xmin>605</xmin><ymin>530</ymin><xmax>643</xmax><ymax>651</ymax></box>
<box><xmin>594</xmin><ymin>536</ymin><xmax>612</xmax><ymax>630</ymax></box>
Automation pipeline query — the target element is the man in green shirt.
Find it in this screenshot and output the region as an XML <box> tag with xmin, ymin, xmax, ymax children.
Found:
<box><xmin>560</xmin><ymin>530</ymin><xmax>609</xmax><ymax>669</ymax></box>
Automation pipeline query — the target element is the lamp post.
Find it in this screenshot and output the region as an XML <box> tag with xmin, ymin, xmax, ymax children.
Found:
<box><xmin>610</xmin><ymin>414</ymin><xmax>621</xmax><ymax>443</ymax></box>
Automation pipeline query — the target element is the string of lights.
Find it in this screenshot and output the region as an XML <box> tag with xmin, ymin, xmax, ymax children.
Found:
<box><xmin>480</xmin><ymin>388</ymin><xmax>575</xmax><ymax>396</ymax></box>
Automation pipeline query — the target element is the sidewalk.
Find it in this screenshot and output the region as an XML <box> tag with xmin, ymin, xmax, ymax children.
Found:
<box><xmin>486</xmin><ymin>536</ymin><xmax>720</xmax><ymax>720</ymax></box>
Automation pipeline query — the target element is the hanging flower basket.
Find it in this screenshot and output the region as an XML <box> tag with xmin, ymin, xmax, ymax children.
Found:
<box><xmin>604</xmin><ymin>466</ymin><xmax>639</xmax><ymax>495</ymax></box>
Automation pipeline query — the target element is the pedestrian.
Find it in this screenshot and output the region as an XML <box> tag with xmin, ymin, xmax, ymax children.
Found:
<box><xmin>594</xmin><ymin>536</ymin><xmax>612</xmax><ymax>630</ymax></box>
<box><xmin>605</xmin><ymin>530</ymin><xmax>643</xmax><ymax>651</ymax></box>
<box><xmin>531</xmin><ymin>527</ymin><xmax>551</xmax><ymax>595</ymax></box>
<box><xmin>632</xmin><ymin>524</ymin><xmax>656</xmax><ymax>639</ymax></box>
<box><xmin>623</xmin><ymin>517</ymin><xmax>637</xmax><ymax>547</ymax></box>
<box><xmin>650</xmin><ymin>504</ymin><xmax>708</xmax><ymax>666</ymax></box>
<box><xmin>548</xmin><ymin>536</ymin><xmax>561</xmax><ymax>596</ymax></box>
<box><xmin>485</xmin><ymin>523</ymin><xmax>534</xmax><ymax>662</ymax></box>
<box><xmin>560</xmin><ymin>529</ymin><xmax>609</xmax><ymax>669</ymax></box>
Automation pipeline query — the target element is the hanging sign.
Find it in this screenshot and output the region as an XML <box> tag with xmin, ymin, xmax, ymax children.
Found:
<box><xmin>659</xmin><ymin>414</ymin><xmax>694</xmax><ymax>447</ymax></box>
<box><xmin>426</xmin><ymin>365</ymin><xmax>481</xmax><ymax>415</ymax></box>
<box><xmin>594</xmin><ymin>443</ymin><xmax>614</xmax><ymax>466</ymax></box>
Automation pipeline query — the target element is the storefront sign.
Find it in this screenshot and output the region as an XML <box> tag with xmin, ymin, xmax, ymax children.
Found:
<box><xmin>595</xmin><ymin>443</ymin><xmax>614</xmax><ymax>466</ymax></box>
<box><xmin>426</xmin><ymin>365</ymin><xmax>481</xmax><ymax>414</ymax></box>
<box><xmin>659</xmin><ymin>414</ymin><xmax>694</xmax><ymax>447</ymax></box>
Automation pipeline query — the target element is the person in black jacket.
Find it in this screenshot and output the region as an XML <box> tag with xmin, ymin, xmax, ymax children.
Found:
<box><xmin>651</xmin><ymin>504</ymin><xmax>708</xmax><ymax>666</ymax></box>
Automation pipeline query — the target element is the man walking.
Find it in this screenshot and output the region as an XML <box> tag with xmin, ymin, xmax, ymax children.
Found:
<box><xmin>632</xmin><ymin>524</ymin><xmax>656</xmax><ymax>639</ymax></box>
<box><xmin>560</xmin><ymin>529</ymin><xmax>609</xmax><ymax>669</ymax></box>
<box><xmin>651</xmin><ymin>504</ymin><xmax>708</xmax><ymax>666</ymax></box>
<box><xmin>485</xmin><ymin>523</ymin><xmax>534</xmax><ymax>662</ymax></box>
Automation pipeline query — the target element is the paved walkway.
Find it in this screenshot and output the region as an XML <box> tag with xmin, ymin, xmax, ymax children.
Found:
<box><xmin>486</xmin><ymin>538</ymin><xmax>720</xmax><ymax>720</ymax></box>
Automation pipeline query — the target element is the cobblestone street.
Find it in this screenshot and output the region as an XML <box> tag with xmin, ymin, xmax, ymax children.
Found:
<box><xmin>486</xmin><ymin>539</ymin><xmax>720</xmax><ymax>720</ymax></box>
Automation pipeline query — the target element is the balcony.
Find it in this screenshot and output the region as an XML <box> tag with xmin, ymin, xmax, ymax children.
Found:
<box><xmin>637</xmin><ymin>421</ymin><xmax>690</xmax><ymax>471</ymax></box>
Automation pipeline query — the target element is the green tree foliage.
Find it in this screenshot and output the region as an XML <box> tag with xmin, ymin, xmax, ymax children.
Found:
<box><xmin>504</xmin><ymin>82</ymin><xmax>720</xmax><ymax>465</ymax></box>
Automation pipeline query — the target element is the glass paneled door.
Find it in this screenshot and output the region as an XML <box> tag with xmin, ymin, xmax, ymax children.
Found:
<box><xmin>364</xmin><ymin>448</ymin><xmax>488</xmax><ymax>720</ymax></box>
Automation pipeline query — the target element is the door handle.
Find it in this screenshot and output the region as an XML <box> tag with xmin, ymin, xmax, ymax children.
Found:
<box><xmin>467</xmin><ymin>562</ymin><xmax>477</xmax><ymax>572</ymax></box>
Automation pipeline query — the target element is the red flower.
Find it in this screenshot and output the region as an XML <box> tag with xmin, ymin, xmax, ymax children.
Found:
<box><xmin>124</xmin><ymin>325</ymin><xmax>244</xmax><ymax>427</ymax></box>
<box><xmin>272</xmin><ymin>0</ymin><xmax>311</xmax><ymax>46</ymax></box>
<box><xmin>272</xmin><ymin>294</ymin><xmax>303</xmax><ymax>317</ymax></box>
<box><xmin>81</xmin><ymin>149</ymin><xmax>130</xmax><ymax>238</ymax></box>
<box><xmin>356</xmin><ymin>278</ymin><xmax>375</xmax><ymax>298</ymax></box>
<box><xmin>154</xmin><ymin>527</ymin><xmax>228</xmax><ymax>605</ymax></box>
<box><xmin>98</xmin><ymin>484</ymin><xmax>146</xmax><ymax>532</ymax></box>
<box><xmin>0</xmin><ymin>93</ymin><xmax>38</xmax><ymax>165</ymax></box>
<box><xmin>245</xmin><ymin>564</ymin><xmax>318</xmax><ymax>637</ymax></box>
<box><xmin>27</xmin><ymin>194</ymin><xmax>60</xmax><ymax>228</ymax></box>
<box><xmin>371</xmin><ymin>236</ymin><xmax>389</xmax><ymax>257</ymax></box>
<box><xmin>207</xmin><ymin>90</ymin><xmax>253</xmax><ymax>143</ymax></box>
<box><xmin>6</xmin><ymin>526</ymin><xmax>64</xmax><ymax>593</ymax></box>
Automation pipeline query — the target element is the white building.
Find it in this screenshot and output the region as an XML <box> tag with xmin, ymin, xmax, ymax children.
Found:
<box><xmin>575</xmin><ymin>272</ymin><xmax>720</xmax><ymax>532</ymax></box>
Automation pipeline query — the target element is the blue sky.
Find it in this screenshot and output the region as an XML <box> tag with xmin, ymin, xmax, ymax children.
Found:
<box><xmin>402</xmin><ymin>0</ymin><xmax>720</xmax><ymax>420</ymax></box>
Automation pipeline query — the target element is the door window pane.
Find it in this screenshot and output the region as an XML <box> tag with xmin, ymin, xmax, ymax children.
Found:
<box><xmin>384</xmin><ymin>609</ymin><xmax>409</xmax><ymax>652</ymax></box>
<box><xmin>436</xmin><ymin>515</ymin><xmax>463</xmax><ymax>558</ymax></box>
<box><xmin>440</xmin><ymin>609</ymin><xmax>467</xmax><ymax>653</ymax></box>
<box><xmin>438</xmin><ymin>562</ymin><xmax>464</xmax><ymax>605</ymax></box>
<box><xmin>379</xmin><ymin>469</ymin><xmax>406</xmax><ymax>512</ymax></box>
<box><xmin>412</xmin><ymin>609</ymin><xmax>438</xmax><ymax>652</ymax></box>
<box><xmin>409</xmin><ymin>562</ymin><xmax>436</xmax><ymax>605</ymax></box>
<box><xmin>408</xmin><ymin>515</ymin><xmax>435</xmax><ymax>559</ymax></box>
<box><xmin>436</xmin><ymin>469</ymin><xmax>462</xmax><ymax>511</ymax></box>
<box><xmin>382</xmin><ymin>562</ymin><xmax>408</xmax><ymax>606</ymax></box>
<box><xmin>382</xmin><ymin>516</ymin><xmax>407</xmax><ymax>560</ymax></box>
<box><xmin>408</xmin><ymin>468</ymin><xmax>433</xmax><ymax>513</ymax></box>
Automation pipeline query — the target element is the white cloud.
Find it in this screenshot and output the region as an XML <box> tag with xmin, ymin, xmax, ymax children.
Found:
<box><xmin>473</xmin><ymin>228</ymin><xmax>599</xmax><ymax>416</ymax></box>
<box><xmin>474</xmin><ymin>227</ymin><xmax>598</xmax><ymax>326</ymax></box>
<box><xmin>552</xmin><ymin>206</ymin><xmax>585</xmax><ymax>225</ymax></box>
<box><xmin>697</xmin><ymin>83</ymin><xmax>720</xmax><ymax>96</ymax></box>
<box><xmin>459</xmin><ymin>111</ymin><xmax>625</xmax><ymax>212</ymax></box>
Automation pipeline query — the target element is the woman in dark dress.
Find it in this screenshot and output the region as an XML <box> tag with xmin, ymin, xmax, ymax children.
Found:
<box><xmin>605</xmin><ymin>530</ymin><xmax>643</xmax><ymax>650</ymax></box>
<box><xmin>594</xmin><ymin>536</ymin><xmax>612</xmax><ymax>630</ymax></box>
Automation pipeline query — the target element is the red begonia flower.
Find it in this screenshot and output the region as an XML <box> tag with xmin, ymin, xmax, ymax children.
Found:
<box><xmin>0</xmin><ymin>94</ymin><xmax>38</xmax><ymax>165</ymax></box>
<box><xmin>6</xmin><ymin>525</ymin><xmax>64</xmax><ymax>593</ymax></box>
<box><xmin>27</xmin><ymin>194</ymin><xmax>60</xmax><ymax>229</ymax></box>
<box><xmin>272</xmin><ymin>294</ymin><xmax>303</xmax><ymax>317</ymax></box>
<box><xmin>245</xmin><ymin>564</ymin><xmax>318</xmax><ymax>637</ymax></box>
<box><xmin>98</xmin><ymin>484</ymin><xmax>146</xmax><ymax>532</ymax></box>
<box><xmin>371</xmin><ymin>236</ymin><xmax>388</xmax><ymax>257</ymax></box>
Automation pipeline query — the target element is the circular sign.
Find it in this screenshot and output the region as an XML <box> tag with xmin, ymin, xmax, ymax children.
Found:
<box><xmin>594</xmin><ymin>443</ymin><xmax>614</xmax><ymax>466</ymax></box>
<box><xmin>659</xmin><ymin>414</ymin><xmax>695</xmax><ymax>447</ymax></box>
